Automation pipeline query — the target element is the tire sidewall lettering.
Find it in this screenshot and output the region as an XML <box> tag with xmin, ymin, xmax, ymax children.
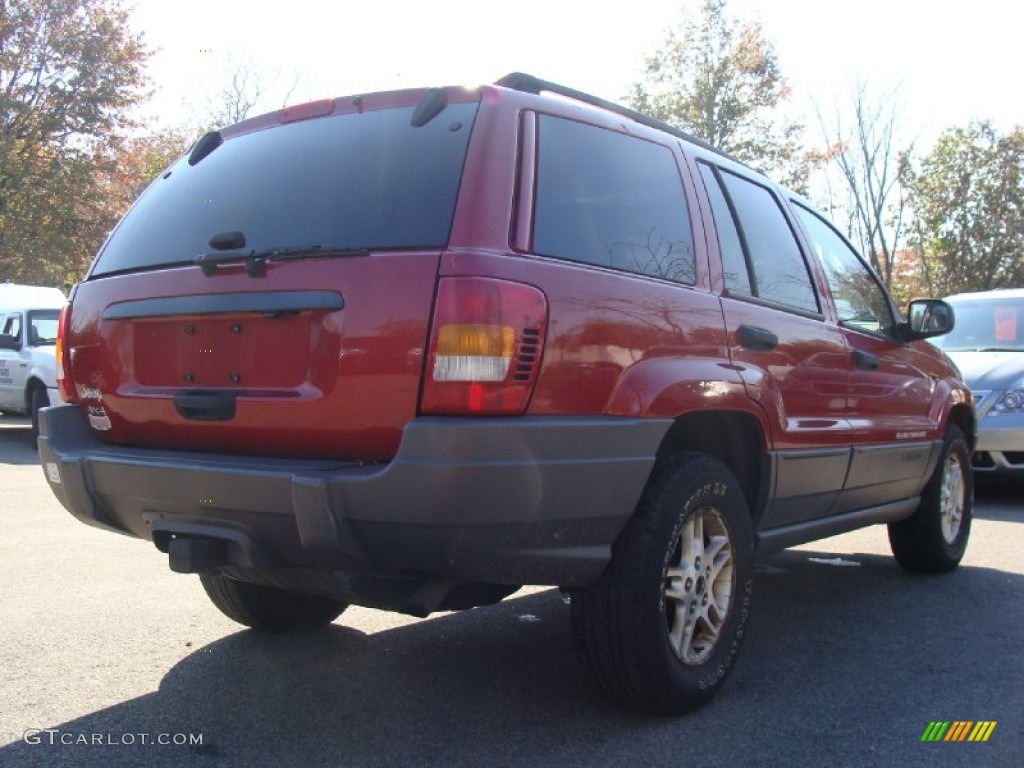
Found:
<box><xmin>698</xmin><ymin>577</ymin><xmax>752</xmax><ymax>689</ymax></box>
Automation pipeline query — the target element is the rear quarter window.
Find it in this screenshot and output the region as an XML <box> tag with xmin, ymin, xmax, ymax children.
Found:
<box><xmin>532</xmin><ymin>116</ymin><xmax>695</xmax><ymax>285</ymax></box>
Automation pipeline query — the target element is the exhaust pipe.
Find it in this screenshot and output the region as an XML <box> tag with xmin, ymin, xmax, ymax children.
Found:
<box><xmin>168</xmin><ymin>537</ymin><xmax>228</xmax><ymax>573</ymax></box>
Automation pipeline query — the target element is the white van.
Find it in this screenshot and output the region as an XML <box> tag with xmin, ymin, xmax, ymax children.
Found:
<box><xmin>0</xmin><ymin>283</ymin><xmax>67</xmax><ymax>443</ymax></box>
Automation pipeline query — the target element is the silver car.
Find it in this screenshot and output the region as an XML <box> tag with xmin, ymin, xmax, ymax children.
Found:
<box><xmin>934</xmin><ymin>288</ymin><xmax>1024</xmax><ymax>477</ymax></box>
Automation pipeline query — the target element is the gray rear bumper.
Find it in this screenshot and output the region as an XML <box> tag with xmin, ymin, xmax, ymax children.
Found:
<box><xmin>38</xmin><ymin>404</ymin><xmax>668</xmax><ymax>587</ymax></box>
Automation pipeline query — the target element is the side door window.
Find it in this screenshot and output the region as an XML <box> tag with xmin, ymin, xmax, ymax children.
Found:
<box><xmin>533</xmin><ymin>115</ymin><xmax>695</xmax><ymax>285</ymax></box>
<box><xmin>1</xmin><ymin>312</ymin><xmax>21</xmax><ymax>340</ymax></box>
<box><xmin>27</xmin><ymin>310</ymin><xmax>59</xmax><ymax>346</ymax></box>
<box><xmin>792</xmin><ymin>203</ymin><xmax>894</xmax><ymax>334</ymax></box>
<box><xmin>697</xmin><ymin>163</ymin><xmax>752</xmax><ymax>298</ymax></box>
<box><xmin>714</xmin><ymin>168</ymin><xmax>820</xmax><ymax>314</ymax></box>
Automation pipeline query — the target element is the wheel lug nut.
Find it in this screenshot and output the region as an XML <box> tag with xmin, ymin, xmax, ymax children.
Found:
<box><xmin>684</xmin><ymin>578</ymin><xmax>693</xmax><ymax>591</ymax></box>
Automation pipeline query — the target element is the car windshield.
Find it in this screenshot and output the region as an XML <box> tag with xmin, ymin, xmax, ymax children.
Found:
<box><xmin>934</xmin><ymin>297</ymin><xmax>1024</xmax><ymax>351</ymax></box>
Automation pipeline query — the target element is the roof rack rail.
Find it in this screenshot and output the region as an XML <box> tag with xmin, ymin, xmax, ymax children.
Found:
<box><xmin>494</xmin><ymin>72</ymin><xmax>730</xmax><ymax>160</ymax></box>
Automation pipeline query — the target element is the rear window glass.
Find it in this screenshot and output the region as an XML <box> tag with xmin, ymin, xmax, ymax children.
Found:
<box><xmin>533</xmin><ymin>115</ymin><xmax>695</xmax><ymax>285</ymax></box>
<box><xmin>92</xmin><ymin>102</ymin><xmax>479</xmax><ymax>276</ymax></box>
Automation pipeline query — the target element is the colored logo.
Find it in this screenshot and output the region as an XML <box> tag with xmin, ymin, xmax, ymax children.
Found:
<box><xmin>921</xmin><ymin>721</ymin><xmax>997</xmax><ymax>742</ymax></box>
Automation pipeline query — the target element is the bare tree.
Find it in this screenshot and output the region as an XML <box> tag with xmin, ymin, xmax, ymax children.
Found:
<box><xmin>816</xmin><ymin>82</ymin><xmax>910</xmax><ymax>289</ymax></box>
<box><xmin>211</xmin><ymin>63</ymin><xmax>263</xmax><ymax>126</ymax></box>
<box><xmin>201</xmin><ymin>57</ymin><xmax>305</xmax><ymax>131</ymax></box>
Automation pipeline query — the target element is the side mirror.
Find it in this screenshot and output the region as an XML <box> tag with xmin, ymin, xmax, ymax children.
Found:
<box><xmin>0</xmin><ymin>333</ymin><xmax>22</xmax><ymax>351</ymax></box>
<box><xmin>902</xmin><ymin>299</ymin><xmax>955</xmax><ymax>340</ymax></box>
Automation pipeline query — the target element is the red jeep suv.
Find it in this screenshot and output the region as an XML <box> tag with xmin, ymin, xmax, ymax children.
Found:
<box><xmin>39</xmin><ymin>74</ymin><xmax>974</xmax><ymax>715</ymax></box>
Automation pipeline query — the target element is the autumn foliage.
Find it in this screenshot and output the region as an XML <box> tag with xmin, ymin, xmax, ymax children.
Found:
<box><xmin>0</xmin><ymin>0</ymin><xmax>149</xmax><ymax>287</ymax></box>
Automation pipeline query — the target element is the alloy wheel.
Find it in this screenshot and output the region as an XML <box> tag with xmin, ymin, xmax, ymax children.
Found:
<box><xmin>939</xmin><ymin>453</ymin><xmax>966</xmax><ymax>544</ymax></box>
<box><xmin>663</xmin><ymin>506</ymin><xmax>735</xmax><ymax>665</ymax></box>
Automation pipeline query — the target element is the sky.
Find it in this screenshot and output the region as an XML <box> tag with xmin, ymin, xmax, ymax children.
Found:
<box><xmin>128</xmin><ymin>0</ymin><xmax>1021</xmax><ymax>151</ymax></box>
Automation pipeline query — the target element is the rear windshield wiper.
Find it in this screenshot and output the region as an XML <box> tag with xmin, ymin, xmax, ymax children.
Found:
<box><xmin>195</xmin><ymin>246</ymin><xmax>370</xmax><ymax>277</ymax></box>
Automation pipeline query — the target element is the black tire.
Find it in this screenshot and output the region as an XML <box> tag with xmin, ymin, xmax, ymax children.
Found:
<box><xmin>888</xmin><ymin>425</ymin><xmax>973</xmax><ymax>573</ymax></box>
<box><xmin>199</xmin><ymin>573</ymin><xmax>347</xmax><ymax>632</ymax></box>
<box><xmin>30</xmin><ymin>386</ymin><xmax>49</xmax><ymax>449</ymax></box>
<box><xmin>571</xmin><ymin>453</ymin><xmax>754</xmax><ymax>715</ymax></box>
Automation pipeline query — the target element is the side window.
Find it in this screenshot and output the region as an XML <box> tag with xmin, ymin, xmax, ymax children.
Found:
<box><xmin>793</xmin><ymin>203</ymin><xmax>894</xmax><ymax>335</ymax></box>
<box><xmin>28</xmin><ymin>311</ymin><xmax>59</xmax><ymax>345</ymax></box>
<box><xmin>717</xmin><ymin>170</ymin><xmax>819</xmax><ymax>314</ymax></box>
<box><xmin>2</xmin><ymin>313</ymin><xmax>21</xmax><ymax>339</ymax></box>
<box><xmin>533</xmin><ymin>115</ymin><xmax>695</xmax><ymax>285</ymax></box>
<box><xmin>697</xmin><ymin>162</ymin><xmax>752</xmax><ymax>297</ymax></box>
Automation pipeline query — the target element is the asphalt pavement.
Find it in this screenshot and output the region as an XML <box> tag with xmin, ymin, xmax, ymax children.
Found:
<box><xmin>0</xmin><ymin>414</ymin><xmax>1021</xmax><ymax>767</ymax></box>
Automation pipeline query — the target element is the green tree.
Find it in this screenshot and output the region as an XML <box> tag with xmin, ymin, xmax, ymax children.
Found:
<box><xmin>106</xmin><ymin>127</ymin><xmax>192</xmax><ymax>203</ymax></box>
<box><xmin>0</xmin><ymin>0</ymin><xmax>148</xmax><ymax>287</ymax></box>
<box><xmin>629</xmin><ymin>0</ymin><xmax>806</xmax><ymax>189</ymax></box>
<box><xmin>907</xmin><ymin>122</ymin><xmax>1024</xmax><ymax>295</ymax></box>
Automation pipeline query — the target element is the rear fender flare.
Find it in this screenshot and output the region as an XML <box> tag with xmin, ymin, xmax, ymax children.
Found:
<box><xmin>604</xmin><ymin>356</ymin><xmax>774</xmax><ymax>440</ymax></box>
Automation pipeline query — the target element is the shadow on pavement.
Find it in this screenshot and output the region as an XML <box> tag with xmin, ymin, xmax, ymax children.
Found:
<box><xmin>974</xmin><ymin>476</ymin><xmax>1023</xmax><ymax>522</ymax></box>
<box><xmin>2</xmin><ymin>551</ymin><xmax>1021</xmax><ymax>768</ymax></box>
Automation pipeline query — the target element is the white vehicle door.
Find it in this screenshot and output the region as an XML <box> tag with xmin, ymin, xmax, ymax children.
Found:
<box><xmin>0</xmin><ymin>312</ymin><xmax>27</xmax><ymax>411</ymax></box>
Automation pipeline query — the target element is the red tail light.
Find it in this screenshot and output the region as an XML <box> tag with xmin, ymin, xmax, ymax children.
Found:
<box><xmin>421</xmin><ymin>277</ymin><xmax>547</xmax><ymax>415</ymax></box>
<box><xmin>56</xmin><ymin>304</ymin><xmax>77</xmax><ymax>403</ymax></box>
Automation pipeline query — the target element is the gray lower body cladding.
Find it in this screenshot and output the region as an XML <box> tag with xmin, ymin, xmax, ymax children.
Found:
<box><xmin>38</xmin><ymin>405</ymin><xmax>670</xmax><ymax>610</ymax></box>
